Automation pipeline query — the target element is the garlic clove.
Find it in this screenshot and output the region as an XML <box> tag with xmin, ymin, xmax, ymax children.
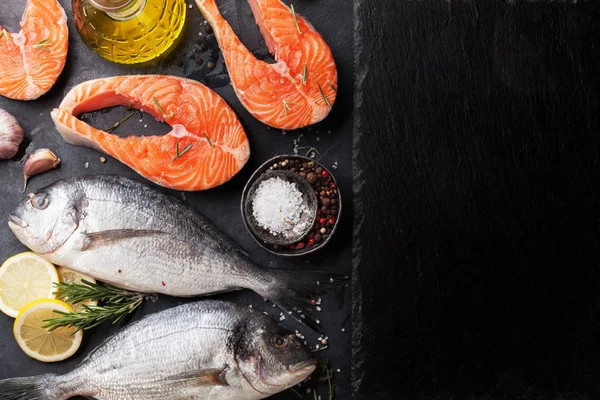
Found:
<box><xmin>22</xmin><ymin>149</ymin><xmax>60</xmax><ymax>192</ymax></box>
<box><xmin>0</xmin><ymin>109</ymin><xmax>24</xmax><ymax>160</ymax></box>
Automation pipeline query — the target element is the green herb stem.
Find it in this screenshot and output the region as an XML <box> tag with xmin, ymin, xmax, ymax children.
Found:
<box><xmin>153</xmin><ymin>96</ymin><xmax>173</xmax><ymax>120</ymax></box>
<box><xmin>302</xmin><ymin>64</ymin><xmax>308</xmax><ymax>85</ymax></box>
<box><xmin>106</xmin><ymin>110</ymin><xmax>135</xmax><ymax>132</ymax></box>
<box><xmin>173</xmin><ymin>142</ymin><xmax>193</xmax><ymax>161</ymax></box>
<box><xmin>202</xmin><ymin>133</ymin><xmax>214</xmax><ymax>149</ymax></box>
<box><xmin>42</xmin><ymin>280</ymin><xmax>145</xmax><ymax>332</ymax></box>
<box><xmin>33</xmin><ymin>38</ymin><xmax>51</xmax><ymax>52</ymax></box>
<box><xmin>291</xmin><ymin>4</ymin><xmax>301</xmax><ymax>34</ymax></box>
<box><xmin>317</xmin><ymin>82</ymin><xmax>332</xmax><ymax>110</ymax></box>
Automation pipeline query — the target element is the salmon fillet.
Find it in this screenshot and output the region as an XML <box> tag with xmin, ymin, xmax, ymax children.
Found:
<box><xmin>0</xmin><ymin>0</ymin><xmax>68</xmax><ymax>100</ymax></box>
<box><xmin>51</xmin><ymin>75</ymin><xmax>250</xmax><ymax>191</ymax></box>
<box><xmin>195</xmin><ymin>0</ymin><xmax>338</xmax><ymax>130</ymax></box>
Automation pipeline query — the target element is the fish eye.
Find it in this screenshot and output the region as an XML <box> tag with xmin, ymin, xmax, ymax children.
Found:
<box><xmin>271</xmin><ymin>334</ymin><xmax>289</xmax><ymax>349</ymax></box>
<box><xmin>30</xmin><ymin>193</ymin><xmax>49</xmax><ymax>210</ymax></box>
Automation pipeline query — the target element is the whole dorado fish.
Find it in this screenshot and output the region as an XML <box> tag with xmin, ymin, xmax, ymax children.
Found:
<box><xmin>0</xmin><ymin>301</ymin><xmax>317</xmax><ymax>400</ymax></box>
<box><xmin>8</xmin><ymin>175</ymin><xmax>339</xmax><ymax>330</ymax></box>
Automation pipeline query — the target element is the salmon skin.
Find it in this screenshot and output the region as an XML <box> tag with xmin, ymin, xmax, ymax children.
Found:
<box><xmin>0</xmin><ymin>0</ymin><xmax>68</xmax><ymax>101</ymax></box>
<box><xmin>8</xmin><ymin>175</ymin><xmax>344</xmax><ymax>332</ymax></box>
<box><xmin>195</xmin><ymin>0</ymin><xmax>338</xmax><ymax>130</ymax></box>
<box><xmin>51</xmin><ymin>75</ymin><xmax>250</xmax><ymax>191</ymax></box>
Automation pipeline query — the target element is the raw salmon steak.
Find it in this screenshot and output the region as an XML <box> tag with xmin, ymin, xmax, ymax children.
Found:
<box><xmin>195</xmin><ymin>0</ymin><xmax>338</xmax><ymax>130</ymax></box>
<box><xmin>0</xmin><ymin>0</ymin><xmax>68</xmax><ymax>100</ymax></box>
<box><xmin>51</xmin><ymin>75</ymin><xmax>250</xmax><ymax>191</ymax></box>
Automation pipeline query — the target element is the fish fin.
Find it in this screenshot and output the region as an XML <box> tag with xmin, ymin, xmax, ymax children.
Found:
<box><xmin>0</xmin><ymin>374</ymin><xmax>62</xmax><ymax>400</ymax></box>
<box><xmin>169</xmin><ymin>367</ymin><xmax>229</xmax><ymax>387</ymax></box>
<box><xmin>81</xmin><ymin>229</ymin><xmax>163</xmax><ymax>251</ymax></box>
<box><xmin>263</xmin><ymin>270</ymin><xmax>348</xmax><ymax>334</ymax></box>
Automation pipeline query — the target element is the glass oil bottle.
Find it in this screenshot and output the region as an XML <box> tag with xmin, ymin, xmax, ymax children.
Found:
<box><xmin>72</xmin><ymin>0</ymin><xmax>187</xmax><ymax>64</ymax></box>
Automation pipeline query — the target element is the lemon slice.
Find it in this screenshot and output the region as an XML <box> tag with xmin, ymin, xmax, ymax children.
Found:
<box><xmin>0</xmin><ymin>252</ymin><xmax>59</xmax><ymax>318</ymax></box>
<box><xmin>14</xmin><ymin>298</ymin><xmax>83</xmax><ymax>362</ymax></box>
<box><xmin>57</xmin><ymin>267</ymin><xmax>98</xmax><ymax>313</ymax></box>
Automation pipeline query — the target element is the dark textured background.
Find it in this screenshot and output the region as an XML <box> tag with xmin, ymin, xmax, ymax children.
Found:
<box><xmin>0</xmin><ymin>1</ymin><xmax>352</xmax><ymax>399</ymax></box>
<box><xmin>353</xmin><ymin>0</ymin><xmax>600</xmax><ymax>399</ymax></box>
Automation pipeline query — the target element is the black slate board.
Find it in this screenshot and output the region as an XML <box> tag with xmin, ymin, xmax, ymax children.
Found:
<box><xmin>0</xmin><ymin>1</ymin><xmax>352</xmax><ymax>399</ymax></box>
<box><xmin>353</xmin><ymin>0</ymin><xmax>600</xmax><ymax>399</ymax></box>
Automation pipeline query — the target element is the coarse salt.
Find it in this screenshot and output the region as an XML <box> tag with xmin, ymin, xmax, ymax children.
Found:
<box><xmin>251</xmin><ymin>177</ymin><xmax>310</xmax><ymax>238</ymax></box>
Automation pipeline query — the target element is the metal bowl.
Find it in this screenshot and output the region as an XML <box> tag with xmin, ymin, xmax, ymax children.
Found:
<box><xmin>241</xmin><ymin>154</ymin><xmax>342</xmax><ymax>257</ymax></box>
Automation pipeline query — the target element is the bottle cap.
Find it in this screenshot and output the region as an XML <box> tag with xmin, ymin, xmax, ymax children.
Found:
<box><xmin>90</xmin><ymin>0</ymin><xmax>132</xmax><ymax>11</ymax></box>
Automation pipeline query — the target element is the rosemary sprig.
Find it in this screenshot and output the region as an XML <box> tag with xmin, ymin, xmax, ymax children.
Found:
<box><xmin>291</xmin><ymin>4</ymin><xmax>301</xmax><ymax>34</ymax></box>
<box><xmin>202</xmin><ymin>132</ymin><xmax>214</xmax><ymax>149</ymax></box>
<box><xmin>43</xmin><ymin>302</ymin><xmax>143</xmax><ymax>332</ymax></box>
<box><xmin>153</xmin><ymin>96</ymin><xmax>173</xmax><ymax>120</ymax></box>
<box><xmin>283</xmin><ymin>100</ymin><xmax>297</xmax><ymax>116</ymax></box>
<box><xmin>173</xmin><ymin>141</ymin><xmax>193</xmax><ymax>161</ymax></box>
<box><xmin>313</xmin><ymin>391</ymin><xmax>318</xmax><ymax>400</ymax></box>
<box><xmin>318</xmin><ymin>359</ymin><xmax>335</xmax><ymax>400</ymax></box>
<box><xmin>302</xmin><ymin>64</ymin><xmax>308</xmax><ymax>85</ymax></box>
<box><xmin>289</xmin><ymin>388</ymin><xmax>303</xmax><ymax>399</ymax></box>
<box><xmin>329</xmin><ymin>82</ymin><xmax>337</xmax><ymax>93</ymax></box>
<box><xmin>42</xmin><ymin>280</ymin><xmax>145</xmax><ymax>332</ymax></box>
<box><xmin>317</xmin><ymin>82</ymin><xmax>332</xmax><ymax>110</ymax></box>
<box><xmin>33</xmin><ymin>38</ymin><xmax>51</xmax><ymax>52</ymax></box>
<box><xmin>0</xmin><ymin>30</ymin><xmax>4</xmax><ymax>39</ymax></box>
<box><xmin>105</xmin><ymin>110</ymin><xmax>135</xmax><ymax>132</ymax></box>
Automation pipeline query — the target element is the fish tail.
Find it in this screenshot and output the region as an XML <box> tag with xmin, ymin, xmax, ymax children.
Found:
<box><xmin>0</xmin><ymin>374</ymin><xmax>65</xmax><ymax>400</ymax></box>
<box><xmin>262</xmin><ymin>270</ymin><xmax>347</xmax><ymax>333</ymax></box>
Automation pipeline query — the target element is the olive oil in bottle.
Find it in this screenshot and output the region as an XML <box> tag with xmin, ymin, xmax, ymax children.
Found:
<box><xmin>73</xmin><ymin>0</ymin><xmax>187</xmax><ymax>64</ymax></box>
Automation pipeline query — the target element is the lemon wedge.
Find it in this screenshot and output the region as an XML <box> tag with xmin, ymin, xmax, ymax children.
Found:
<box><xmin>14</xmin><ymin>298</ymin><xmax>83</xmax><ymax>362</ymax></box>
<box><xmin>56</xmin><ymin>267</ymin><xmax>98</xmax><ymax>313</ymax></box>
<box><xmin>0</xmin><ymin>252</ymin><xmax>59</xmax><ymax>318</ymax></box>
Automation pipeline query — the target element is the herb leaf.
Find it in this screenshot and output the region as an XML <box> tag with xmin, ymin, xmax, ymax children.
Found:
<box><xmin>202</xmin><ymin>133</ymin><xmax>214</xmax><ymax>149</ymax></box>
<box><xmin>291</xmin><ymin>4</ymin><xmax>301</xmax><ymax>34</ymax></box>
<box><xmin>33</xmin><ymin>38</ymin><xmax>51</xmax><ymax>52</ymax></box>
<box><xmin>105</xmin><ymin>110</ymin><xmax>135</xmax><ymax>132</ymax></box>
<box><xmin>173</xmin><ymin>142</ymin><xmax>193</xmax><ymax>161</ymax></box>
<box><xmin>302</xmin><ymin>64</ymin><xmax>308</xmax><ymax>85</ymax></box>
<box><xmin>152</xmin><ymin>96</ymin><xmax>173</xmax><ymax>120</ymax></box>
<box><xmin>329</xmin><ymin>82</ymin><xmax>337</xmax><ymax>93</ymax></box>
<box><xmin>317</xmin><ymin>82</ymin><xmax>332</xmax><ymax>110</ymax></box>
<box><xmin>283</xmin><ymin>101</ymin><xmax>297</xmax><ymax>116</ymax></box>
<box><xmin>41</xmin><ymin>280</ymin><xmax>145</xmax><ymax>332</ymax></box>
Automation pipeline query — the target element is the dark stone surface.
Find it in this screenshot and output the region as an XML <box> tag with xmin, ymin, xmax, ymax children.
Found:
<box><xmin>353</xmin><ymin>0</ymin><xmax>600</xmax><ymax>399</ymax></box>
<box><xmin>0</xmin><ymin>1</ymin><xmax>352</xmax><ymax>399</ymax></box>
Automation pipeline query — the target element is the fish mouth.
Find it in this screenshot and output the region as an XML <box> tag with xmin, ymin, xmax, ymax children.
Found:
<box><xmin>8</xmin><ymin>214</ymin><xmax>28</xmax><ymax>229</ymax></box>
<box><xmin>288</xmin><ymin>359</ymin><xmax>317</xmax><ymax>373</ymax></box>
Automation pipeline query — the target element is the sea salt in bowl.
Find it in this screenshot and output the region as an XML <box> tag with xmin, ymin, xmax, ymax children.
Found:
<box><xmin>241</xmin><ymin>155</ymin><xmax>342</xmax><ymax>256</ymax></box>
<box><xmin>243</xmin><ymin>170</ymin><xmax>318</xmax><ymax>246</ymax></box>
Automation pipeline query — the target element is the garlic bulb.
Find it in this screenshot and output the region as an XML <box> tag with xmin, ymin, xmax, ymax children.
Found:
<box><xmin>22</xmin><ymin>149</ymin><xmax>60</xmax><ymax>192</ymax></box>
<box><xmin>0</xmin><ymin>109</ymin><xmax>24</xmax><ymax>159</ymax></box>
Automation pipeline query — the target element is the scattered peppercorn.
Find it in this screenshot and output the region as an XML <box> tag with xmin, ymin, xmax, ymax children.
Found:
<box><xmin>207</xmin><ymin>61</ymin><xmax>215</xmax><ymax>69</ymax></box>
<box><xmin>297</xmin><ymin>242</ymin><xmax>305</xmax><ymax>249</ymax></box>
<box><xmin>308</xmin><ymin>238</ymin><xmax>315</xmax><ymax>246</ymax></box>
<box><xmin>321</xmin><ymin>170</ymin><xmax>328</xmax><ymax>177</ymax></box>
<box><xmin>328</xmin><ymin>218</ymin><xmax>335</xmax><ymax>225</ymax></box>
<box><xmin>100</xmin><ymin>157</ymin><xmax>106</xmax><ymax>163</ymax></box>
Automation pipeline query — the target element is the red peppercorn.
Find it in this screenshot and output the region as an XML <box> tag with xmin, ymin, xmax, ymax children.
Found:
<box><xmin>297</xmin><ymin>242</ymin><xmax>305</xmax><ymax>249</ymax></box>
<box><xmin>321</xmin><ymin>170</ymin><xmax>328</xmax><ymax>177</ymax></box>
<box><xmin>331</xmin><ymin>183</ymin><xmax>337</xmax><ymax>189</ymax></box>
<box><xmin>328</xmin><ymin>218</ymin><xmax>335</xmax><ymax>225</ymax></box>
<box><xmin>310</xmin><ymin>299</ymin><xmax>317</xmax><ymax>305</ymax></box>
<box><xmin>290</xmin><ymin>244</ymin><xmax>296</xmax><ymax>249</ymax></box>
<box><xmin>317</xmin><ymin>209</ymin><xmax>322</xmax><ymax>215</ymax></box>
<box><xmin>308</xmin><ymin>238</ymin><xmax>315</xmax><ymax>246</ymax></box>
<box><xmin>319</xmin><ymin>218</ymin><xmax>326</xmax><ymax>225</ymax></box>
